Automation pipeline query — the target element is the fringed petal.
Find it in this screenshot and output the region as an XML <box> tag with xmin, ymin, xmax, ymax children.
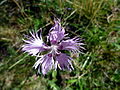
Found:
<box><xmin>59</xmin><ymin>37</ymin><xmax>85</xmax><ymax>54</ymax></box>
<box><xmin>48</xmin><ymin>19</ymin><xmax>65</xmax><ymax>44</ymax></box>
<box><xmin>33</xmin><ymin>54</ymin><xmax>54</xmax><ymax>75</ymax></box>
<box><xmin>55</xmin><ymin>53</ymin><xmax>74</xmax><ymax>71</ymax></box>
<box><xmin>22</xmin><ymin>30</ymin><xmax>49</xmax><ymax>56</ymax></box>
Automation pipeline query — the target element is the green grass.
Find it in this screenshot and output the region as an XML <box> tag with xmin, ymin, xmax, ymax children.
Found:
<box><xmin>0</xmin><ymin>0</ymin><xmax>120</xmax><ymax>90</ymax></box>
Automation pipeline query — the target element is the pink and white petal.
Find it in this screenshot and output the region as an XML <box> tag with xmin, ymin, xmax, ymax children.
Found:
<box><xmin>22</xmin><ymin>31</ymin><xmax>48</xmax><ymax>55</ymax></box>
<box><xmin>58</xmin><ymin>38</ymin><xmax>85</xmax><ymax>53</ymax></box>
<box><xmin>33</xmin><ymin>54</ymin><xmax>54</xmax><ymax>75</ymax></box>
<box><xmin>49</xmin><ymin>31</ymin><xmax>65</xmax><ymax>44</ymax></box>
<box><xmin>33</xmin><ymin>55</ymin><xmax>44</xmax><ymax>69</ymax></box>
<box><xmin>48</xmin><ymin>19</ymin><xmax>65</xmax><ymax>44</ymax></box>
<box><xmin>41</xmin><ymin>54</ymin><xmax>54</xmax><ymax>75</ymax></box>
<box><xmin>55</xmin><ymin>53</ymin><xmax>74</xmax><ymax>71</ymax></box>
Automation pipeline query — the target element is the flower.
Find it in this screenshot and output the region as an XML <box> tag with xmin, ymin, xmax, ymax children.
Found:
<box><xmin>22</xmin><ymin>19</ymin><xmax>85</xmax><ymax>75</ymax></box>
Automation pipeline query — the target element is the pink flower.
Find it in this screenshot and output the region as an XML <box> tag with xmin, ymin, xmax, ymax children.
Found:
<box><xmin>22</xmin><ymin>19</ymin><xmax>85</xmax><ymax>75</ymax></box>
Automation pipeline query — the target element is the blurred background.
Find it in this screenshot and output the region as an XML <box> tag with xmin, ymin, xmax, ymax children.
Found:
<box><xmin>0</xmin><ymin>0</ymin><xmax>120</xmax><ymax>90</ymax></box>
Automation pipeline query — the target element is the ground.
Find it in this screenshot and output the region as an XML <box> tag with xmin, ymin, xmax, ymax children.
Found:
<box><xmin>0</xmin><ymin>0</ymin><xmax>120</xmax><ymax>90</ymax></box>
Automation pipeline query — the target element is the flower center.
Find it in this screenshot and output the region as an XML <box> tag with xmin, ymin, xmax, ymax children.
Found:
<box><xmin>51</xmin><ymin>45</ymin><xmax>58</xmax><ymax>51</ymax></box>
<box><xmin>50</xmin><ymin>45</ymin><xmax>58</xmax><ymax>54</ymax></box>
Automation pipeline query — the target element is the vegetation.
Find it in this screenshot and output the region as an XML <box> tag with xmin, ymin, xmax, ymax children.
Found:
<box><xmin>0</xmin><ymin>0</ymin><xmax>120</xmax><ymax>89</ymax></box>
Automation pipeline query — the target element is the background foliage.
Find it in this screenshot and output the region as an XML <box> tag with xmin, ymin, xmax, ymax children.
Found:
<box><xmin>0</xmin><ymin>0</ymin><xmax>120</xmax><ymax>90</ymax></box>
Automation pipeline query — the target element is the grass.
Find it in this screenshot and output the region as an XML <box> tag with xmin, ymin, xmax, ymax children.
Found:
<box><xmin>0</xmin><ymin>0</ymin><xmax>120</xmax><ymax>90</ymax></box>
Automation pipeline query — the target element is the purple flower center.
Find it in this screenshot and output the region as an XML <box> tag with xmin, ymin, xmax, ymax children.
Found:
<box><xmin>48</xmin><ymin>53</ymin><xmax>52</xmax><ymax>57</ymax></box>
<box><xmin>51</xmin><ymin>40</ymin><xmax>57</xmax><ymax>44</ymax></box>
<box><xmin>59</xmin><ymin>45</ymin><xmax>63</xmax><ymax>50</ymax></box>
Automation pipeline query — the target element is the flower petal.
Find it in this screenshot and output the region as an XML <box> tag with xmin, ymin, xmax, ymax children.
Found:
<box><xmin>22</xmin><ymin>31</ymin><xmax>48</xmax><ymax>56</ymax></box>
<box><xmin>49</xmin><ymin>31</ymin><xmax>65</xmax><ymax>44</ymax></box>
<box><xmin>50</xmin><ymin>19</ymin><xmax>65</xmax><ymax>33</ymax></box>
<box><xmin>58</xmin><ymin>37</ymin><xmax>85</xmax><ymax>53</ymax></box>
<box><xmin>48</xmin><ymin>19</ymin><xmax>65</xmax><ymax>44</ymax></box>
<box><xmin>55</xmin><ymin>53</ymin><xmax>74</xmax><ymax>71</ymax></box>
<box><xmin>33</xmin><ymin>54</ymin><xmax>54</xmax><ymax>75</ymax></box>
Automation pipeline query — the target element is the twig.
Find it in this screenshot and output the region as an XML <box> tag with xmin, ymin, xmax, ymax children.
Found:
<box><xmin>8</xmin><ymin>54</ymin><xmax>29</xmax><ymax>70</ymax></box>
